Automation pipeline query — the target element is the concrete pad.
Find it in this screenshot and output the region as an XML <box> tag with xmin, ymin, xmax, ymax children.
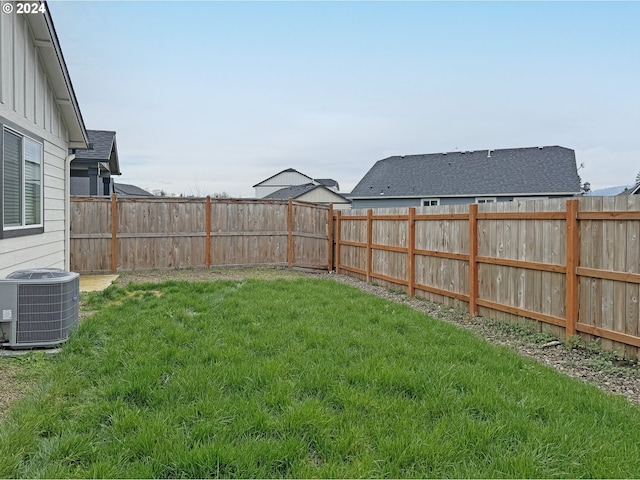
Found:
<box><xmin>0</xmin><ymin>348</ymin><xmax>61</xmax><ymax>357</ymax></box>
<box><xmin>80</xmin><ymin>275</ymin><xmax>119</xmax><ymax>292</ymax></box>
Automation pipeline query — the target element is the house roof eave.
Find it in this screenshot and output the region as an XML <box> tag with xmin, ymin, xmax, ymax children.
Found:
<box><xmin>27</xmin><ymin>2</ymin><xmax>88</xmax><ymax>148</ymax></box>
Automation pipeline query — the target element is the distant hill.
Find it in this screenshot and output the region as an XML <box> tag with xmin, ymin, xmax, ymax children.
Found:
<box><xmin>590</xmin><ymin>185</ymin><xmax>632</xmax><ymax>196</ymax></box>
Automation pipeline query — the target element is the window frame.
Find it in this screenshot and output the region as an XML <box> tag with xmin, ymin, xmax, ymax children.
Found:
<box><xmin>475</xmin><ymin>197</ymin><xmax>497</xmax><ymax>204</ymax></box>
<box><xmin>421</xmin><ymin>198</ymin><xmax>440</xmax><ymax>207</ymax></box>
<box><xmin>1</xmin><ymin>118</ymin><xmax>45</xmax><ymax>239</ymax></box>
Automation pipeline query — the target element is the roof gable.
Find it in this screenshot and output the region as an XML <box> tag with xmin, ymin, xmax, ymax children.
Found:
<box><xmin>253</xmin><ymin>168</ymin><xmax>315</xmax><ymax>188</ymax></box>
<box><xmin>350</xmin><ymin>146</ymin><xmax>581</xmax><ymax>198</ymax></box>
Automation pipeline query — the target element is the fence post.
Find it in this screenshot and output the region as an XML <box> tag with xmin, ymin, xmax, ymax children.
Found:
<box><xmin>205</xmin><ymin>196</ymin><xmax>211</xmax><ymax>268</ymax></box>
<box><xmin>408</xmin><ymin>207</ymin><xmax>416</xmax><ymax>297</ymax></box>
<box><xmin>110</xmin><ymin>194</ymin><xmax>117</xmax><ymax>273</ymax></box>
<box><xmin>335</xmin><ymin>210</ymin><xmax>342</xmax><ymax>274</ymax></box>
<box><xmin>287</xmin><ymin>198</ymin><xmax>294</xmax><ymax>268</ymax></box>
<box><xmin>327</xmin><ymin>204</ymin><xmax>334</xmax><ymax>272</ymax></box>
<box><xmin>468</xmin><ymin>203</ymin><xmax>478</xmax><ymax>315</ymax></box>
<box><xmin>366</xmin><ymin>209</ymin><xmax>373</xmax><ymax>283</ymax></box>
<box><xmin>565</xmin><ymin>198</ymin><xmax>580</xmax><ymax>337</ymax></box>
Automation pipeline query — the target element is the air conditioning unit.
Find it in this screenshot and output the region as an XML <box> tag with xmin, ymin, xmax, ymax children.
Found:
<box><xmin>0</xmin><ymin>268</ymin><xmax>79</xmax><ymax>349</ymax></box>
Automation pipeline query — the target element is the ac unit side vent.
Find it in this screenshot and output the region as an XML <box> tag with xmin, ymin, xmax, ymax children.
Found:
<box><xmin>15</xmin><ymin>278</ymin><xmax>79</xmax><ymax>344</ymax></box>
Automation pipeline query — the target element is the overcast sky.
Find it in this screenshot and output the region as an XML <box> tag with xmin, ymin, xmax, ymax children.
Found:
<box><xmin>48</xmin><ymin>1</ymin><xmax>640</xmax><ymax>197</ymax></box>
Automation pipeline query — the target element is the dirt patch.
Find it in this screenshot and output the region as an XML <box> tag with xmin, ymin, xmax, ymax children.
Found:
<box><xmin>0</xmin><ymin>363</ymin><xmax>30</xmax><ymax>419</ymax></box>
<box><xmin>112</xmin><ymin>266</ymin><xmax>311</xmax><ymax>288</ymax></box>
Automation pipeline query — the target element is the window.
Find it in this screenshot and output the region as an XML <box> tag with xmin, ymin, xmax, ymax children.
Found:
<box><xmin>422</xmin><ymin>198</ymin><xmax>440</xmax><ymax>206</ymax></box>
<box><xmin>2</xmin><ymin>125</ymin><xmax>44</xmax><ymax>237</ymax></box>
<box><xmin>476</xmin><ymin>197</ymin><xmax>496</xmax><ymax>204</ymax></box>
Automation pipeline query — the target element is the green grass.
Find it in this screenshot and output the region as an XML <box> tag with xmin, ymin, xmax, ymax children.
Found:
<box><xmin>2</xmin><ymin>278</ymin><xmax>640</xmax><ymax>478</ymax></box>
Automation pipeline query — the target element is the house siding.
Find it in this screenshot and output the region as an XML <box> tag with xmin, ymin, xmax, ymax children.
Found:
<box><xmin>0</xmin><ymin>13</ymin><xmax>71</xmax><ymax>277</ymax></box>
<box><xmin>350</xmin><ymin>198</ymin><xmax>422</xmax><ymax>209</ymax></box>
<box><xmin>351</xmin><ymin>195</ymin><xmax>575</xmax><ymax>209</ymax></box>
<box><xmin>255</xmin><ymin>171</ymin><xmax>315</xmax><ymax>198</ymax></box>
<box><xmin>298</xmin><ymin>189</ymin><xmax>349</xmax><ymax>205</ymax></box>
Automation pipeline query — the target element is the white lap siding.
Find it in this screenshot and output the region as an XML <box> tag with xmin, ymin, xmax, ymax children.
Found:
<box><xmin>0</xmin><ymin>11</ymin><xmax>72</xmax><ymax>277</ymax></box>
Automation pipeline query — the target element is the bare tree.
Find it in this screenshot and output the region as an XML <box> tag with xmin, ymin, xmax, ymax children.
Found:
<box><xmin>636</xmin><ymin>171</ymin><xmax>640</xmax><ymax>184</ymax></box>
<box><xmin>189</xmin><ymin>178</ymin><xmax>207</xmax><ymax>198</ymax></box>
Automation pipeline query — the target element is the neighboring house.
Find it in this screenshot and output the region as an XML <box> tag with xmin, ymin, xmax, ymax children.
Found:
<box><xmin>349</xmin><ymin>146</ymin><xmax>582</xmax><ymax>209</ymax></box>
<box><xmin>264</xmin><ymin>183</ymin><xmax>351</xmax><ymax>209</ymax></box>
<box><xmin>114</xmin><ymin>183</ymin><xmax>154</xmax><ymax>197</ymax></box>
<box><xmin>1</xmin><ymin>6</ymin><xmax>89</xmax><ymax>277</ymax></box>
<box><xmin>618</xmin><ymin>183</ymin><xmax>640</xmax><ymax>196</ymax></box>
<box><xmin>70</xmin><ymin>130</ymin><xmax>120</xmax><ymax>196</ymax></box>
<box><xmin>253</xmin><ymin>168</ymin><xmax>340</xmax><ymax>198</ymax></box>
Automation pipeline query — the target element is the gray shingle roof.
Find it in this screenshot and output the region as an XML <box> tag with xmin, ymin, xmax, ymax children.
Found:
<box><xmin>73</xmin><ymin>130</ymin><xmax>116</xmax><ymax>160</ymax></box>
<box><xmin>314</xmin><ymin>178</ymin><xmax>339</xmax><ymax>189</ymax></box>
<box><xmin>114</xmin><ymin>183</ymin><xmax>154</xmax><ymax>196</ymax></box>
<box><xmin>72</xmin><ymin>130</ymin><xmax>121</xmax><ymax>175</ymax></box>
<box><xmin>264</xmin><ymin>183</ymin><xmax>318</xmax><ymax>199</ymax></box>
<box><xmin>349</xmin><ymin>146</ymin><xmax>581</xmax><ymax>198</ymax></box>
<box><xmin>618</xmin><ymin>183</ymin><xmax>640</xmax><ymax>195</ymax></box>
<box><xmin>264</xmin><ymin>184</ymin><xmax>350</xmax><ymax>203</ymax></box>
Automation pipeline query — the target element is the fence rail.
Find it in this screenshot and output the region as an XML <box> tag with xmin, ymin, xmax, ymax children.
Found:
<box><xmin>70</xmin><ymin>196</ymin><xmax>330</xmax><ymax>274</ymax></box>
<box><xmin>333</xmin><ymin>196</ymin><xmax>640</xmax><ymax>359</ymax></box>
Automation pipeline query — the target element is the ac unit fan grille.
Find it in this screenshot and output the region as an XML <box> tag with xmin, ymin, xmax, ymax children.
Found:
<box><xmin>16</xmin><ymin>278</ymin><xmax>79</xmax><ymax>344</ymax></box>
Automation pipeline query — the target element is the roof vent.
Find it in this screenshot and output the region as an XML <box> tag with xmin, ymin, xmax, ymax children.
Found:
<box><xmin>538</xmin><ymin>146</ymin><xmax>543</xmax><ymax>149</ymax></box>
<box><xmin>487</xmin><ymin>149</ymin><xmax>492</xmax><ymax>158</ymax></box>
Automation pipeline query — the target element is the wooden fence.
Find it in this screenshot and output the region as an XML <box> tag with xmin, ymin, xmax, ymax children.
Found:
<box><xmin>70</xmin><ymin>194</ymin><xmax>640</xmax><ymax>358</ymax></box>
<box><xmin>70</xmin><ymin>196</ymin><xmax>331</xmax><ymax>273</ymax></box>
<box><xmin>333</xmin><ymin>196</ymin><xmax>640</xmax><ymax>359</ymax></box>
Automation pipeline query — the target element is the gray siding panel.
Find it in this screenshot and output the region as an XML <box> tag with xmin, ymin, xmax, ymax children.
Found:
<box><xmin>440</xmin><ymin>197</ymin><xmax>473</xmax><ymax>206</ymax></box>
<box><xmin>352</xmin><ymin>195</ymin><xmax>559</xmax><ymax>209</ymax></box>
<box><xmin>351</xmin><ymin>198</ymin><xmax>422</xmax><ymax>209</ymax></box>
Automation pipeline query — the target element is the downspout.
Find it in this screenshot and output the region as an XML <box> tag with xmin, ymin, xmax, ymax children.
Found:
<box><xmin>64</xmin><ymin>153</ymin><xmax>75</xmax><ymax>271</ymax></box>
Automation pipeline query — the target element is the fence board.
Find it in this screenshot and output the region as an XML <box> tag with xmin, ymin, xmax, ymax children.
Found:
<box><xmin>589</xmin><ymin>197</ymin><xmax>604</xmax><ymax>340</ymax></box>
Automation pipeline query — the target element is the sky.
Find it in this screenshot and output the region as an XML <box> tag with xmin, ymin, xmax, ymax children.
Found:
<box><xmin>47</xmin><ymin>0</ymin><xmax>640</xmax><ymax>197</ymax></box>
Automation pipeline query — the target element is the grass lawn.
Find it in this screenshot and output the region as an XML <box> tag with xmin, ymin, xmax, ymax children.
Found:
<box><xmin>2</xmin><ymin>277</ymin><xmax>640</xmax><ymax>478</ymax></box>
